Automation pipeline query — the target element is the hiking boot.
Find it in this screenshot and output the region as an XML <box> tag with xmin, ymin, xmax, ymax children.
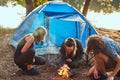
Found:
<box><xmin>27</xmin><ymin>68</ymin><xmax>39</xmax><ymax>75</ymax></box>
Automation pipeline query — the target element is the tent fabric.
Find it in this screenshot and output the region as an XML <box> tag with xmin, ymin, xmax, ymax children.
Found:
<box><xmin>9</xmin><ymin>1</ymin><xmax>98</xmax><ymax>56</ymax></box>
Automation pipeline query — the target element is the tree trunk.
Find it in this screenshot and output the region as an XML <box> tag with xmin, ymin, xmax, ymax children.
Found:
<box><xmin>25</xmin><ymin>0</ymin><xmax>34</xmax><ymax>16</ymax></box>
<box><xmin>82</xmin><ymin>0</ymin><xmax>91</xmax><ymax>17</ymax></box>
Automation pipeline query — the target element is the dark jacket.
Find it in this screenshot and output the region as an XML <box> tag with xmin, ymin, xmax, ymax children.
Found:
<box><xmin>60</xmin><ymin>39</ymin><xmax>84</xmax><ymax>64</ymax></box>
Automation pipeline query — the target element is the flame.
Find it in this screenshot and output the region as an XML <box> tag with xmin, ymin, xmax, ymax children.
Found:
<box><xmin>57</xmin><ymin>64</ymin><xmax>71</xmax><ymax>78</ymax></box>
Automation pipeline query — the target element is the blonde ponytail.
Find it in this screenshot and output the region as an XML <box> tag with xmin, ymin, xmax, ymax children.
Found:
<box><xmin>33</xmin><ymin>26</ymin><xmax>47</xmax><ymax>41</ymax></box>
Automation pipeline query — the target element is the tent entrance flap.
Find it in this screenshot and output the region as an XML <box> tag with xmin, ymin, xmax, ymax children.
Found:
<box><xmin>47</xmin><ymin>18</ymin><xmax>81</xmax><ymax>46</ymax></box>
<box><xmin>44</xmin><ymin>12</ymin><xmax>86</xmax><ymax>46</ymax></box>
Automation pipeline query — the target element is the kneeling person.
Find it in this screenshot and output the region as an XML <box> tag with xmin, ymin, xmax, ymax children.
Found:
<box><xmin>59</xmin><ymin>38</ymin><xmax>84</xmax><ymax>68</ymax></box>
<box><xmin>14</xmin><ymin>27</ymin><xmax>47</xmax><ymax>75</ymax></box>
<box><xmin>86</xmin><ymin>35</ymin><xmax>120</xmax><ymax>80</ymax></box>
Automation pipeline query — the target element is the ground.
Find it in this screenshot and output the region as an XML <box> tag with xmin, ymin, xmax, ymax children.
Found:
<box><xmin>0</xmin><ymin>27</ymin><xmax>120</xmax><ymax>80</ymax></box>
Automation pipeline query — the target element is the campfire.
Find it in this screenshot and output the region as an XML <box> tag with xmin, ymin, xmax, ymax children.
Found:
<box><xmin>57</xmin><ymin>64</ymin><xmax>72</xmax><ymax>78</ymax></box>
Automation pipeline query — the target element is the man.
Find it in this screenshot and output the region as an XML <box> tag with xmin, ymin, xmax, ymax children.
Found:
<box><xmin>86</xmin><ymin>35</ymin><xmax>120</xmax><ymax>80</ymax></box>
<box><xmin>59</xmin><ymin>38</ymin><xmax>84</xmax><ymax>68</ymax></box>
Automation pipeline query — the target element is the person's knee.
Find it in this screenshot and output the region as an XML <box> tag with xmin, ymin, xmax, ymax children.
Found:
<box><xmin>94</xmin><ymin>54</ymin><xmax>107</xmax><ymax>74</ymax></box>
<box><xmin>95</xmin><ymin>53</ymin><xmax>109</xmax><ymax>63</ymax></box>
<box><xmin>34</xmin><ymin>56</ymin><xmax>46</xmax><ymax>65</ymax></box>
<box><xmin>95</xmin><ymin>54</ymin><xmax>107</xmax><ymax>65</ymax></box>
<box><xmin>88</xmin><ymin>66</ymin><xmax>95</xmax><ymax>76</ymax></box>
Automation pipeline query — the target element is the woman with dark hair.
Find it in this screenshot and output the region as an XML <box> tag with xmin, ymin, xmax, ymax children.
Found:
<box><xmin>86</xmin><ymin>35</ymin><xmax>120</xmax><ymax>80</ymax></box>
<box><xmin>14</xmin><ymin>26</ymin><xmax>47</xmax><ymax>75</ymax></box>
<box><xmin>59</xmin><ymin>38</ymin><xmax>84</xmax><ymax>68</ymax></box>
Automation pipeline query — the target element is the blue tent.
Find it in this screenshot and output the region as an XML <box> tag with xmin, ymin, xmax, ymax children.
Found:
<box><xmin>10</xmin><ymin>1</ymin><xmax>98</xmax><ymax>56</ymax></box>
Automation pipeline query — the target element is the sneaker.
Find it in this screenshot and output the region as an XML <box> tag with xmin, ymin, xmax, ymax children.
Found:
<box><xmin>27</xmin><ymin>68</ymin><xmax>39</xmax><ymax>75</ymax></box>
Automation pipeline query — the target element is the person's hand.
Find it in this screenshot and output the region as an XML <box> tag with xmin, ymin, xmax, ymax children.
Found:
<box><xmin>87</xmin><ymin>66</ymin><xmax>95</xmax><ymax>76</ymax></box>
<box><xmin>93</xmin><ymin>69</ymin><xmax>99</xmax><ymax>79</ymax></box>
<box><xmin>107</xmin><ymin>75</ymin><xmax>114</xmax><ymax>80</ymax></box>
<box><xmin>33</xmin><ymin>58</ymin><xmax>35</xmax><ymax>63</ymax></box>
<box><xmin>66</xmin><ymin>58</ymin><xmax>72</xmax><ymax>62</ymax></box>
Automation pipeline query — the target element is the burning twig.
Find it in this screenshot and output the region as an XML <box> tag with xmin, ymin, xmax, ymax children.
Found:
<box><xmin>57</xmin><ymin>64</ymin><xmax>72</xmax><ymax>78</ymax></box>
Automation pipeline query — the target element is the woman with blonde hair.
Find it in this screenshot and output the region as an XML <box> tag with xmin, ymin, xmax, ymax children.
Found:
<box><xmin>86</xmin><ymin>35</ymin><xmax>120</xmax><ymax>80</ymax></box>
<box><xmin>14</xmin><ymin>26</ymin><xmax>47</xmax><ymax>75</ymax></box>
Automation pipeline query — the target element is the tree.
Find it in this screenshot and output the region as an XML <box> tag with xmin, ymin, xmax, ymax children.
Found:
<box><xmin>21</xmin><ymin>0</ymin><xmax>48</xmax><ymax>15</ymax></box>
<box><xmin>82</xmin><ymin>0</ymin><xmax>91</xmax><ymax>16</ymax></box>
<box><xmin>63</xmin><ymin>0</ymin><xmax>84</xmax><ymax>11</ymax></box>
<box><xmin>63</xmin><ymin>0</ymin><xmax>91</xmax><ymax>16</ymax></box>
<box><xmin>1</xmin><ymin>0</ymin><xmax>120</xmax><ymax>16</ymax></box>
<box><xmin>34</xmin><ymin>0</ymin><xmax>48</xmax><ymax>8</ymax></box>
<box><xmin>13</xmin><ymin>0</ymin><xmax>47</xmax><ymax>15</ymax></box>
<box><xmin>8</xmin><ymin>0</ymin><xmax>48</xmax><ymax>15</ymax></box>
<box><xmin>0</xmin><ymin>0</ymin><xmax>10</xmax><ymax>6</ymax></box>
<box><xmin>63</xmin><ymin>0</ymin><xmax>120</xmax><ymax>16</ymax></box>
<box><xmin>25</xmin><ymin>0</ymin><xmax>34</xmax><ymax>15</ymax></box>
<box><xmin>90</xmin><ymin>0</ymin><xmax>120</xmax><ymax>13</ymax></box>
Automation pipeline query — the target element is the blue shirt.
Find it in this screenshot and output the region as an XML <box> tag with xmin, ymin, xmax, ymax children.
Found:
<box><xmin>104</xmin><ymin>36</ymin><xmax>120</xmax><ymax>59</ymax></box>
